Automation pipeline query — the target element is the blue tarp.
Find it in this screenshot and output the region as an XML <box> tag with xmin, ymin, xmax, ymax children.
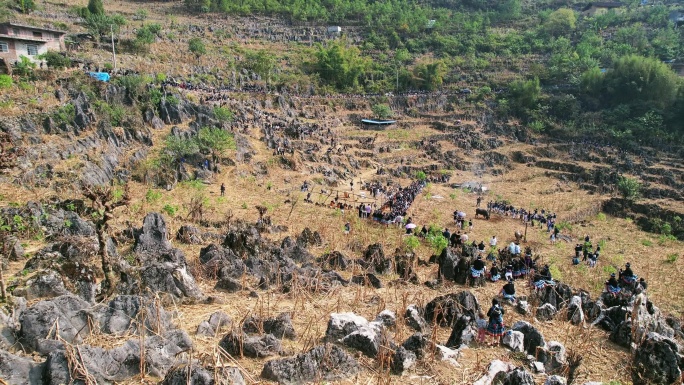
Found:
<box><xmin>361</xmin><ymin>119</ymin><xmax>396</xmax><ymax>125</ymax></box>
<box><xmin>88</xmin><ymin>72</ymin><xmax>110</xmax><ymax>82</ymax></box>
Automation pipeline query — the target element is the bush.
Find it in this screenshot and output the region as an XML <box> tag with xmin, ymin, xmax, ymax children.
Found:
<box><xmin>39</xmin><ymin>51</ymin><xmax>71</xmax><ymax>69</ymax></box>
<box><xmin>403</xmin><ymin>235</ymin><xmax>420</xmax><ymax>252</ymax></box>
<box><xmin>666</xmin><ymin>253</ymin><xmax>679</xmax><ymax>263</ymax></box>
<box><xmin>415</xmin><ymin>171</ymin><xmax>427</xmax><ymax>181</ymax></box>
<box><xmin>0</xmin><ymin>75</ymin><xmax>12</xmax><ymax>89</ymax></box>
<box><xmin>145</xmin><ymin>189</ymin><xmax>162</xmax><ymax>203</ymax></box>
<box><xmin>162</xmin><ymin>204</ymin><xmax>177</xmax><ymax>216</ymax></box>
<box><xmin>213</xmin><ymin>106</ymin><xmax>234</xmax><ymax>123</ymax></box>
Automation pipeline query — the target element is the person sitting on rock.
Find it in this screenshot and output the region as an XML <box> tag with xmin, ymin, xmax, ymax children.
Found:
<box><xmin>619</xmin><ymin>263</ymin><xmax>637</xmax><ymax>284</ymax></box>
<box><xmin>489</xmin><ymin>262</ymin><xmax>500</xmax><ymax>282</ymax></box>
<box><xmin>605</xmin><ymin>273</ymin><xmax>620</xmax><ymax>295</ymax></box>
<box><xmin>572</xmin><ymin>253</ymin><xmax>580</xmax><ymax>265</ymax></box>
<box><xmin>636</xmin><ymin>277</ymin><xmax>647</xmax><ymax>292</ymax></box>
<box><xmin>471</xmin><ymin>255</ymin><xmax>486</xmax><ymax>280</ymax></box>
<box><xmin>504</xmin><ymin>263</ymin><xmax>513</xmax><ymax>281</ymax></box>
<box><xmin>533</xmin><ymin>264</ymin><xmax>555</xmax><ymax>290</ymax></box>
<box><xmin>500</xmin><ymin>279</ymin><xmax>516</xmax><ymax>303</ymax></box>
<box><xmin>485</xmin><ymin>298</ymin><xmax>506</xmax><ymax>346</ymax></box>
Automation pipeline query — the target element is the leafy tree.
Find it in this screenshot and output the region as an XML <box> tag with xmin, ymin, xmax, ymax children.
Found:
<box><xmin>16</xmin><ymin>0</ymin><xmax>35</xmax><ymax>14</ymax></box>
<box><xmin>213</xmin><ymin>106</ymin><xmax>234</xmax><ymax>123</ymax></box>
<box><xmin>243</xmin><ymin>49</ymin><xmax>276</xmax><ymax>83</ymax></box>
<box><xmin>188</xmin><ymin>37</ymin><xmax>206</xmax><ymax>62</ymax></box>
<box><xmin>164</xmin><ymin>135</ymin><xmax>199</xmax><ymax>159</ymax></box>
<box><xmin>196</xmin><ymin>127</ymin><xmax>236</xmax><ymax>154</ymax></box>
<box><xmin>371</xmin><ymin>104</ymin><xmax>393</xmax><ymax>119</ymax></box>
<box><xmin>87</xmin><ymin>0</ymin><xmax>105</xmax><ymax>15</ymax></box>
<box><xmin>582</xmin><ymin>55</ymin><xmax>679</xmax><ymax>111</ymax></box>
<box><xmin>543</xmin><ymin>8</ymin><xmax>576</xmax><ymax>37</ymax></box>
<box><xmin>617</xmin><ymin>175</ymin><xmax>641</xmax><ymax>201</ymax></box>
<box><xmin>412</xmin><ymin>61</ymin><xmax>446</xmax><ymax>91</ymax></box>
<box><xmin>314</xmin><ymin>40</ymin><xmax>369</xmax><ymax>91</ymax></box>
<box><xmin>506</xmin><ymin>77</ymin><xmax>540</xmax><ymax>118</ymax></box>
<box><xmin>85</xmin><ymin>13</ymin><xmax>126</xmax><ymax>45</ymax></box>
<box><xmin>39</xmin><ymin>51</ymin><xmax>71</xmax><ymax>69</ymax></box>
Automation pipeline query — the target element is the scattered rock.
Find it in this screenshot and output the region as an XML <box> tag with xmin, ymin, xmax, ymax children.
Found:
<box><xmin>160</xmin><ymin>364</ymin><xmax>245</xmax><ymax>385</ymax></box>
<box><xmin>435</xmin><ymin>344</ymin><xmax>461</xmax><ymax>366</ymax></box>
<box><xmin>516</xmin><ymin>300</ymin><xmax>530</xmax><ymax>315</ymax></box>
<box><xmin>391</xmin><ymin>346</ymin><xmax>416</xmax><ymax>374</ymax></box>
<box><xmin>23</xmin><ymin>270</ymin><xmax>69</xmax><ymax>300</ymax></box>
<box><xmin>567</xmin><ymin>296</ymin><xmax>584</xmax><ymax>325</ymax></box>
<box><xmin>260</xmin><ymin>344</ymin><xmax>359</xmax><ymax>384</ymax></box>
<box><xmin>405</xmin><ymin>304</ymin><xmax>430</xmax><ymax>333</ymax></box>
<box><xmin>196</xmin><ymin>311</ymin><xmax>232</xmax><ymax>337</ymax></box>
<box><xmin>402</xmin><ymin>333</ymin><xmax>429</xmax><ymax>359</ymax></box>
<box><xmin>374</xmin><ymin>310</ymin><xmax>396</xmax><ymax>328</ymax></box>
<box><xmin>545</xmin><ymin>375</ymin><xmax>567</xmax><ymax>385</ymax></box>
<box><xmin>631</xmin><ymin>332</ymin><xmax>682</xmax><ymax>385</ymax></box>
<box><xmin>503</xmin><ymin>331</ymin><xmax>525</xmax><ymax>353</ymax></box>
<box><xmin>219</xmin><ymin>332</ymin><xmax>282</xmax><ymax>358</ymax></box>
<box><xmin>473</xmin><ymin>360</ymin><xmax>515</xmax><ymax>385</ymax></box>
<box><xmin>325</xmin><ymin>313</ymin><xmax>368</xmax><ymax>341</ymax></box>
<box><xmin>424</xmin><ymin>291</ymin><xmax>480</xmax><ymax>327</ymax></box>
<box><xmin>446</xmin><ymin>315</ymin><xmax>476</xmax><ymax>348</ymax></box>
<box><xmin>176</xmin><ymin>225</ymin><xmax>204</xmax><ymax>244</ymax></box>
<box><xmin>503</xmin><ymin>367</ymin><xmax>536</xmax><ymax>385</ymax></box>
<box><xmin>544</xmin><ymin>341</ymin><xmax>567</xmax><ymax>374</ymax></box>
<box><xmin>215</xmin><ymin>277</ymin><xmax>244</xmax><ymax>293</ymax></box>
<box><xmin>342</xmin><ymin>322</ymin><xmax>384</xmax><ymax>357</ymax></box>
<box><xmin>512</xmin><ymin>321</ymin><xmax>546</xmax><ymax>357</ymax></box>
<box><xmin>243</xmin><ymin>313</ymin><xmax>297</xmax><ymax>340</ymax></box>
<box><xmin>351</xmin><ymin>273</ymin><xmax>382</xmax><ymax>288</ymax></box>
<box><xmin>19</xmin><ymin>295</ymin><xmax>90</xmax><ymax>351</ymax></box>
<box><xmin>0</xmin><ymin>350</ymin><xmax>44</xmax><ymax>385</ymax></box>
<box><xmin>536</xmin><ymin>303</ymin><xmax>557</xmax><ymax>321</ymax></box>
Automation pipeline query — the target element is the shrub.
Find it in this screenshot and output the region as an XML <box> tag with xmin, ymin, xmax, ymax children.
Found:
<box><xmin>213</xmin><ymin>106</ymin><xmax>234</xmax><ymax>123</ymax></box>
<box><xmin>39</xmin><ymin>51</ymin><xmax>71</xmax><ymax>69</ymax></box>
<box><xmin>415</xmin><ymin>171</ymin><xmax>427</xmax><ymax>181</ymax></box>
<box><xmin>0</xmin><ymin>75</ymin><xmax>12</xmax><ymax>89</ymax></box>
<box><xmin>145</xmin><ymin>189</ymin><xmax>162</xmax><ymax>203</ymax></box>
<box><xmin>162</xmin><ymin>204</ymin><xmax>177</xmax><ymax>216</ymax></box>
<box><xmin>404</xmin><ymin>235</ymin><xmax>420</xmax><ymax>252</ymax></box>
<box><xmin>596</xmin><ymin>212</ymin><xmax>607</xmax><ymax>221</ymax></box>
<box><xmin>641</xmin><ymin>239</ymin><xmax>653</xmax><ymax>247</ymax></box>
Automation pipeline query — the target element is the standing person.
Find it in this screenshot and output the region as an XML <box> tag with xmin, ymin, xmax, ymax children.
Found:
<box><xmin>469</xmin><ymin>219</ymin><xmax>474</xmax><ymax>232</ymax></box>
<box><xmin>486</xmin><ymin>298</ymin><xmax>506</xmax><ymax>346</ymax></box>
<box><xmin>476</xmin><ymin>311</ymin><xmax>487</xmax><ymax>344</ymax></box>
<box><xmin>476</xmin><ymin>196</ymin><xmax>482</xmax><ymax>207</ymax></box>
<box><xmin>220</xmin><ymin>183</ymin><xmax>225</xmax><ymax>197</ymax></box>
<box><xmin>490</xmin><ymin>235</ymin><xmax>497</xmax><ymax>248</ymax></box>
<box><xmin>344</xmin><ymin>222</ymin><xmax>351</xmax><ymax>235</ymax></box>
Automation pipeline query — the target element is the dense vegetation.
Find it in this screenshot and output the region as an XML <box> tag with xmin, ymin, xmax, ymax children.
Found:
<box><xmin>182</xmin><ymin>0</ymin><xmax>684</xmax><ymax>145</ymax></box>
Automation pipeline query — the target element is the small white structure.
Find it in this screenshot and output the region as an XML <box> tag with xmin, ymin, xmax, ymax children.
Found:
<box><xmin>326</xmin><ymin>26</ymin><xmax>341</xmax><ymax>36</ymax></box>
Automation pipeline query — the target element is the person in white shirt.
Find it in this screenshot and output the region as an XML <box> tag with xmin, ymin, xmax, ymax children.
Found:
<box><xmin>490</xmin><ymin>236</ymin><xmax>497</xmax><ymax>247</ymax></box>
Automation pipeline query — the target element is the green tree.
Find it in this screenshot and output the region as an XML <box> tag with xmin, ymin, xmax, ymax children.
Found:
<box><xmin>213</xmin><ymin>106</ymin><xmax>234</xmax><ymax>124</ymax></box>
<box><xmin>412</xmin><ymin>61</ymin><xmax>446</xmax><ymax>91</ymax></box>
<box><xmin>507</xmin><ymin>77</ymin><xmax>540</xmax><ymax>118</ymax></box>
<box><xmin>314</xmin><ymin>40</ymin><xmax>369</xmax><ymax>91</ymax></box>
<box><xmin>14</xmin><ymin>56</ymin><xmax>36</xmax><ymax>78</ymax></box>
<box><xmin>87</xmin><ymin>0</ymin><xmax>105</xmax><ymax>15</ymax></box>
<box><xmin>164</xmin><ymin>135</ymin><xmax>199</xmax><ymax>159</ymax></box>
<box><xmin>617</xmin><ymin>175</ymin><xmax>641</xmax><ymax>201</ymax></box>
<box><xmin>196</xmin><ymin>127</ymin><xmax>236</xmax><ymax>155</ymax></box>
<box><xmin>16</xmin><ymin>0</ymin><xmax>35</xmax><ymax>14</ymax></box>
<box><xmin>371</xmin><ymin>104</ymin><xmax>393</xmax><ymax>119</ymax></box>
<box><xmin>84</xmin><ymin>13</ymin><xmax>126</xmax><ymax>45</ymax></box>
<box><xmin>243</xmin><ymin>49</ymin><xmax>276</xmax><ymax>83</ymax></box>
<box><xmin>543</xmin><ymin>8</ymin><xmax>576</xmax><ymax>37</ymax></box>
<box><xmin>188</xmin><ymin>37</ymin><xmax>206</xmax><ymax>63</ymax></box>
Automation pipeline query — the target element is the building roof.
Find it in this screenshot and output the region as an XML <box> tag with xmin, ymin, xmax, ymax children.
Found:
<box><xmin>582</xmin><ymin>2</ymin><xmax>624</xmax><ymax>10</ymax></box>
<box><xmin>0</xmin><ymin>22</ymin><xmax>67</xmax><ymax>35</ymax></box>
<box><xmin>0</xmin><ymin>33</ymin><xmax>51</xmax><ymax>43</ymax></box>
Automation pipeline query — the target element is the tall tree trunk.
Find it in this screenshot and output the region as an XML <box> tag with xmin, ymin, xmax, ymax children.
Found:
<box><xmin>97</xmin><ymin>224</ymin><xmax>116</xmax><ymax>297</ymax></box>
<box><xmin>0</xmin><ymin>260</ymin><xmax>6</xmax><ymax>300</ymax></box>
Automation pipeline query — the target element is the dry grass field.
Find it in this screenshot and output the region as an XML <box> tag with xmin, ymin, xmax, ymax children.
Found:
<box><xmin>1</xmin><ymin>1</ymin><xmax>683</xmax><ymax>384</ymax></box>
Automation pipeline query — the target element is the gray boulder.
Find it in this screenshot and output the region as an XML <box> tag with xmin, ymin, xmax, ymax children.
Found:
<box><xmin>19</xmin><ymin>295</ymin><xmax>90</xmax><ymax>351</ymax></box>
<box><xmin>134</xmin><ymin>212</ymin><xmax>173</xmax><ymax>255</ymax></box>
<box><xmin>445</xmin><ymin>315</ymin><xmax>476</xmax><ymax>348</ymax></box>
<box><xmin>261</xmin><ymin>344</ymin><xmax>359</xmax><ymax>384</ymax></box>
<box><xmin>97</xmin><ymin>295</ymin><xmax>173</xmax><ymax>335</ymax></box>
<box><xmin>543</xmin><ymin>341</ymin><xmax>567</xmax><ymax>373</ymax></box>
<box><xmin>516</xmin><ymin>300</ymin><xmax>530</xmax><ymax>315</ymax></box>
<box><xmin>23</xmin><ymin>270</ymin><xmax>69</xmax><ymax>300</ymax></box>
<box><xmin>325</xmin><ymin>313</ymin><xmax>368</xmax><ymax>341</ymax></box>
<box><xmin>567</xmin><ymin>296</ymin><xmax>584</xmax><ymax>325</ymax></box>
<box><xmin>160</xmin><ymin>363</ymin><xmax>244</xmax><ymax>385</ymax></box>
<box><xmin>243</xmin><ymin>313</ymin><xmax>296</xmax><ymax>340</ymax></box>
<box><xmin>545</xmin><ymin>375</ymin><xmax>567</xmax><ymax>385</ymax></box>
<box><xmin>402</xmin><ymin>333</ymin><xmax>429</xmax><ymax>359</ymax></box>
<box><xmin>424</xmin><ymin>291</ymin><xmax>480</xmax><ymax>327</ymax></box>
<box><xmin>0</xmin><ymin>350</ymin><xmax>44</xmax><ymax>385</ymax></box>
<box><xmin>391</xmin><ymin>347</ymin><xmax>416</xmax><ymax>375</ymax></box>
<box><xmin>512</xmin><ymin>321</ymin><xmax>546</xmax><ymax>357</ymax></box>
<box><xmin>43</xmin><ymin>329</ymin><xmax>192</xmax><ymax>384</ymax></box>
<box><xmin>405</xmin><ymin>304</ymin><xmax>430</xmax><ymax>333</ymax></box>
<box><xmin>503</xmin><ymin>331</ymin><xmax>525</xmax><ymax>353</ymax></box>
<box><xmin>632</xmin><ymin>332</ymin><xmax>682</xmax><ymax>385</ymax></box>
<box><xmin>342</xmin><ymin>322</ymin><xmax>384</xmax><ymax>357</ymax></box>
<box><xmin>196</xmin><ymin>311</ymin><xmax>232</xmax><ymax>337</ymax></box>
<box><xmin>536</xmin><ymin>303</ymin><xmax>557</xmax><ymax>321</ymax></box>
<box><xmin>502</xmin><ymin>367</ymin><xmax>535</xmax><ymax>385</ymax></box>
<box><xmin>374</xmin><ymin>310</ymin><xmax>396</xmax><ymax>328</ymax></box>
<box><xmin>219</xmin><ymin>332</ymin><xmax>282</xmax><ymax>358</ymax></box>
<box><xmin>215</xmin><ymin>277</ymin><xmax>244</xmax><ymax>293</ymax></box>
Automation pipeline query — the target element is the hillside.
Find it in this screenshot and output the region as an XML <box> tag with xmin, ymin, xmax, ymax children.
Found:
<box><xmin>0</xmin><ymin>0</ymin><xmax>683</xmax><ymax>384</ymax></box>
